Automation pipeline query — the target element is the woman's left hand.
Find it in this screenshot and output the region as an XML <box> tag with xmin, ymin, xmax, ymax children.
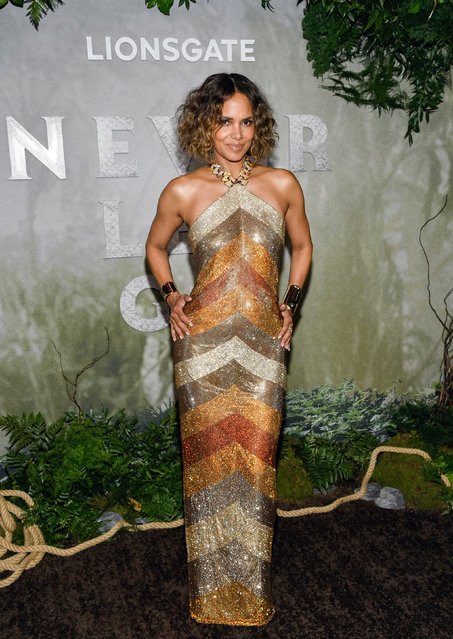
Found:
<box><xmin>278</xmin><ymin>303</ymin><xmax>294</xmax><ymax>351</ymax></box>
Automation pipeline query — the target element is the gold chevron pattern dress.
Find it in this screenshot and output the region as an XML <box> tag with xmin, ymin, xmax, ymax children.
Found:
<box><xmin>174</xmin><ymin>163</ymin><xmax>286</xmax><ymax>626</ymax></box>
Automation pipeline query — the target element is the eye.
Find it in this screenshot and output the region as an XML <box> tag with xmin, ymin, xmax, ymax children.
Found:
<box><xmin>220</xmin><ymin>118</ymin><xmax>231</xmax><ymax>126</ymax></box>
<box><xmin>243</xmin><ymin>119</ymin><xmax>254</xmax><ymax>126</ymax></box>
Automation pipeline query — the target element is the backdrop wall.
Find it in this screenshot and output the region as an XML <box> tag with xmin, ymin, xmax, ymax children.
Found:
<box><xmin>0</xmin><ymin>1</ymin><xmax>451</xmax><ymax>445</ymax></box>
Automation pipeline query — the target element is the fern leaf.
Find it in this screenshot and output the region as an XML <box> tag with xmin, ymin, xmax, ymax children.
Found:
<box><xmin>25</xmin><ymin>0</ymin><xmax>63</xmax><ymax>30</ymax></box>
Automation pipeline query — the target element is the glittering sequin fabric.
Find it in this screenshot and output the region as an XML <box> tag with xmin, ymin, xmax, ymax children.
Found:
<box><xmin>174</xmin><ymin>183</ymin><xmax>286</xmax><ymax>626</ymax></box>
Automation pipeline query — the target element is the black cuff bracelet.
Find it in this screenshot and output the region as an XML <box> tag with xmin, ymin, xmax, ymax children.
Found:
<box><xmin>161</xmin><ymin>281</ymin><xmax>178</xmax><ymax>300</ymax></box>
<box><xmin>283</xmin><ymin>284</ymin><xmax>302</xmax><ymax>313</ymax></box>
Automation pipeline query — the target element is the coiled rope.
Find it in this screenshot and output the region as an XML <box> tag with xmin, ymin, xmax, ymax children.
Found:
<box><xmin>0</xmin><ymin>446</ymin><xmax>450</xmax><ymax>589</ymax></box>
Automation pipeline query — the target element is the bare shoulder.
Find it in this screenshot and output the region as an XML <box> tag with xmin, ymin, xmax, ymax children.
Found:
<box><xmin>159</xmin><ymin>166</ymin><xmax>210</xmax><ymax>204</ymax></box>
<box><xmin>255</xmin><ymin>165</ymin><xmax>301</xmax><ymax>189</ymax></box>
<box><xmin>252</xmin><ymin>165</ymin><xmax>303</xmax><ymax>214</ymax></box>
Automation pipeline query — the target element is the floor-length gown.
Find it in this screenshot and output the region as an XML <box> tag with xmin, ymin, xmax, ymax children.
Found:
<box><xmin>173</xmin><ymin>168</ymin><xmax>286</xmax><ymax>626</ymax></box>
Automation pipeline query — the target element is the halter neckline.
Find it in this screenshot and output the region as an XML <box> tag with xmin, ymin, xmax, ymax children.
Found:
<box><xmin>210</xmin><ymin>157</ymin><xmax>254</xmax><ymax>187</ymax></box>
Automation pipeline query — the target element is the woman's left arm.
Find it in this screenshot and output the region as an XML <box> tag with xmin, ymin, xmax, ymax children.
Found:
<box><xmin>278</xmin><ymin>171</ymin><xmax>313</xmax><ymax>350</ymax></box>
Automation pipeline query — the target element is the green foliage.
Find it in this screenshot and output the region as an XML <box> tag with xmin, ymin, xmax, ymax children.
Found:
<box><xmin>0</xmin><ymin>0</ymin><xmax>64</xmax><ymax>29</ymax></box>
<box><xmin>26</xmin><ymin>0</ymin><xmax>63</xmax><ymax>28</ymax></box>
<box><xmin>1</xmin><ymin>383</ymin><xmax>451</xmax><ymax>546</ymax></box>
<box><xmin>290</xmin><ymin>429</ymin><xmax>380</xmax><ymax>491</ymax></box>
<box><xmin>0</xmin><ymin>412</ymin><xmax>65</xmax><ymax>455</ymax></box>
<box><xmin>0</xmin><ymin>0</ymin><xmax>22</xmax><ymax>7</ymax></box>
<box><xmin>1</xmin><ymin>0</ymin><xmax>275</xmax><ymax>26</ymax></box>
<box><xmin>144</xmin><ymin>0</ymin><xmax>275</xmax><ymax>14</ymax></box>
<box><xmin>284</xmin><ymin>380</ymin><xmax>399</xmax><ymax>442</ymax></box>
<box><xmin>434</xmin><ymin>451</ymin><xmax>453</xmax><ymax>513</ymax></box>
<box><xmin>277</xmin><ymin>435</ymin><xmax>313</xmax><ymax>499</ymax></box>
<box><xmin>389</xmin><ymin>399</ymin><xmax>453</xmax><ymax>451</ymax></box>
<box><xmin>432</xmin><ymin>449</ymin><xmax>453</xmax><ymax>488</ymax></box>
<box><xmin>371</xmin><ymin>432</ymin><xmax>451</xmax><ymax>512</ymax></box>
<box><xmin>278</xmin><ymin>423</ymin><xmax>380</xmax><ymax>493</ymax></box>
<box><xmin>1</xmin><ymin>405</ymin><xmax>183</xmax><ymax>544</ymax></box>
<box><xmin>284</xmin><ymin>381</ymin><xmax>452</xmax><ymax>499</ymax></box>
<box><xmin>302</xmin><ymin>0</ymin><xmax>453</xmax><ymax>143</ymax></box>
<box><xmin>126</xmin><ymin>403</ymin><xmax>183</xmax><ymax>522</ymax></box>
<box><xmin>143</xmin><ymin>0</ymin><xmax>275</xmax><ymax>16</ymax></box>
<box><xmin>146</xmin><ymin>0</ymin><xmax>181</xmax><ymax>15</ymax></box>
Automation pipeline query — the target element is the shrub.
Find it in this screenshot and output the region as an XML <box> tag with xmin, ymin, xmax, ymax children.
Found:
<box><xmin>0</xmin><ymin>406</ymin><xmax>183</xmax><ymax>545</ymax></box>
<box><xmin>284</xmin><ymin>380</ymin><xmax>399</xmax><ymax>442</ymax></box>
<box><xmin>371</xmin><ymin>432</ymin><xmax>449</xmax><ymax>512</ymax></box>
<box><xmin>277</xmin><ymin>436</ymin><xmax>313</xmax><ymax>500</ymax></box>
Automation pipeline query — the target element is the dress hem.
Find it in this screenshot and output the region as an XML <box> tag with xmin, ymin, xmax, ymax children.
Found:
<box><xmin>190</xmin><ymin>607</ymin><xmax>275</xmax><ymax>627</ymax></box>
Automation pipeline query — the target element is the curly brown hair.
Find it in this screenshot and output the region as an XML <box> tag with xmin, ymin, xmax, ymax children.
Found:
<box><xmin>176</xmin><ymin>73</ymin><xmax>278</xmax><ymax>162</ymax></box>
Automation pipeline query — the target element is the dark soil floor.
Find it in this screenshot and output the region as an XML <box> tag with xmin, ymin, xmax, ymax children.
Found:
<box><xmin>1</xmin><ymin>498</ymin><xmax>452</xmax><ymax>639</ymax></box>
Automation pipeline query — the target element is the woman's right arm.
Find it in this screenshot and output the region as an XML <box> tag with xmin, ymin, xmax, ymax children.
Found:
<box><xmin>145</xmin><ymin>181</ymin><xmax>193</xmax><ymax>341</ymax></box>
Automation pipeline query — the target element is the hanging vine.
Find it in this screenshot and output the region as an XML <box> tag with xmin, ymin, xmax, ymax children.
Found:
<box><xmin>418</xmin><ymin>198</ymin><xmax>452</xmax><ymax>406</ymax></box>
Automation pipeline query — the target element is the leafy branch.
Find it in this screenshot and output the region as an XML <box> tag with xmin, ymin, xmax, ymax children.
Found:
<box><xmin>145</xmin><ymin>0</ymin><xmax>274</xmax><ymax>13</ymax></box>
<box><xmin>145</xmin><ymin>0</ymin><xmax>196</xmax><ymax>15</ymax></box>
<box><xmin>0</xmin><ymin>0</ymin><xmax>275</xmax><ymax>26</ymax></box>
<box><xmin>52</xmin><ymin>327</ymin><xmax>110</xmax><ymax>418</ymax></box>
<box><xmin>302</xmin><ymin>0</ymin><xmax>453</xmax><ymax>143</ymax></box>
<box><xmin>0</xmin><ymin>0</ymin><xmax>64</xmax><ymax>29</ymax></box>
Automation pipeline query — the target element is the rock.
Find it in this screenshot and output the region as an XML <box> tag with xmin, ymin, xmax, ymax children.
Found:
<box><xmin>354</xmin><ymin>481</ymin><xmax>382</xmax><ymax>501</ymax></box>
<box><xmin>97</xmin><ymin>511</ymin><xmax>124</xmax><ymax>533</ymax></box>
<box><xmin>313</xmin><ymin>484</ymin><xmax>336</xmax><ymax>496</ymax></box>
<box><xmin>374</xmin><ymin>486</ymin><xmax>406</xmax><ymax>510</ymax></box>
<box><xmin>0</xmin><ymin>462</ymin><xmax>7</xmax><ymax>483</ymax></box>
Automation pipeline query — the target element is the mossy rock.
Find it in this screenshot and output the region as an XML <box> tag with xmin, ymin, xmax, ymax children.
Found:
<box><xmin>277</xmin><ymin>449</ymin><xmax>313</xmax><ymax>500</ymax></box>
<box><xmin>372</xmin><ymin>432</ymin><xmax>446</xmax><ymax>512</ymax></box>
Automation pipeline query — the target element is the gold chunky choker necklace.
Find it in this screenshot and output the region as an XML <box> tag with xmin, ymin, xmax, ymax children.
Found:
<box><xmin>210</xmin><ymin>157</ymin><xmax>254</xmax><ymax>187</ymax></box>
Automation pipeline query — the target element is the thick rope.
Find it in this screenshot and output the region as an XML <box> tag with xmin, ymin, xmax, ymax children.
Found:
<box><xmin>0</xmin><ymin>446</ymin><xmax>450</xmax><ymax>589</ymax></box>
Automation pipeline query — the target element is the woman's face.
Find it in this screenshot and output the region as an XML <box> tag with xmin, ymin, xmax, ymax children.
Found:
<box><xmin>212</xmin><ymin>92</ymin><xmax>255</xmax><ymax>166</ymax></box>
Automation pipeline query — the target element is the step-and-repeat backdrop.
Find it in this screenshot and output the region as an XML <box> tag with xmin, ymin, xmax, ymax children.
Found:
<box><xmin>0</xmin><ymin>0</ymin><xmax>451</xmax><ymax>433</ymax></box>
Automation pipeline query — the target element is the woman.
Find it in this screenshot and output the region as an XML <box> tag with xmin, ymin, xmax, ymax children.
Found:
<box><xmin>146</xmin><ymin>73</ymin><xmax>312</xmax><ymax>626</ymax></box>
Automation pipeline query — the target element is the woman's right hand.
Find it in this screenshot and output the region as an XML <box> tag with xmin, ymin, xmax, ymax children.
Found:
<box><xmin>166</xmin><ymin>292</ymin><xmax>193</xmax><ymax>341</ymax></box>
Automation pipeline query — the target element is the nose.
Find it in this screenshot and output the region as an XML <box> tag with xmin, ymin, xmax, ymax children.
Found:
<box><xmin>230</xmin><ymin>123</ymin><xmax>242</xmax><ymax>140</ymax></box>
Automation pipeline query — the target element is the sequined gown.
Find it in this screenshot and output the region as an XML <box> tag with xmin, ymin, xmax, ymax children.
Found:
<box><xmin>173</xmin><ymin>177</ymin><xmax>286</xmax><ymax>626</ymax></box>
